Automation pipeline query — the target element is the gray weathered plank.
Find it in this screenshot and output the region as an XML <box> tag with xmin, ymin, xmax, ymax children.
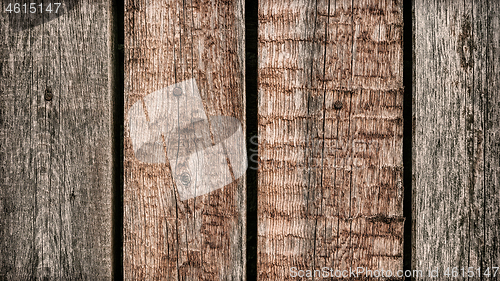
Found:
<box><xmin>0</xmin><ymin>1</ymin><xmax>113</xmax><ymax>279</ymax></box>
<box><xmin>414</xmin><ymin>0</ymin><xmax>500</xmax><ymax>278</ymax></box>
<box><xmin>123</xmin><ymin>0</ymin><xmax>246</xmax><ymax>279</ymax></box>
<box><xmin>482</xmin><ymin>1</ymin><xmax>500</xmax><ymax>272</ymax></box>
<box><xmin>258</xmin><ymin>0</ymin><xmax>404</xmax><ymax>279</ymax></box>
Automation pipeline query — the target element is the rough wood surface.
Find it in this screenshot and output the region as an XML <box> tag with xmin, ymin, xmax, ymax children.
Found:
<box><xmin>0</xmin><ymin>1</ymin><xmax>113</xmax><ymax>279</ymax></box>
<box><xmin>413</xmin><ymin>0</ymin><xmax>500</xmax><ymax>278</ymax></box>
<box><xmin>258</xmin><ymin>0</ymin><xmax>403</xmax><ymax>279</ymax></box>
<box><xmin>123</xmin><ymin>0</ymin><xmax>246</xmax><ymax>279</ymax></box>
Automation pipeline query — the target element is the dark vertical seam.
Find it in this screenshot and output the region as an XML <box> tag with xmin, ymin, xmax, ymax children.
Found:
<box><xmin>245</xmin><ymin>0</ymin><xmax>258</xmax><ymax>278</ymax></box>
<box><xmin>403</xmin><ymin>0</ymin><xmax>413</xmax><ymax>278</ymax></box>
<box><xmin>111</xmin><ymin>0</ymin><xmax>124</xmax><ymax>278</ymax></box>
<box><xmin>410</xmin><ymin>0</ymin><xmax>416</xmax><ymax>272</ymax></box>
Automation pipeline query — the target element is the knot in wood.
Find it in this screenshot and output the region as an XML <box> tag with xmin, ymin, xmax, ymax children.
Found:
<box><xmin>173</xmin><ymin>87</ymin><xmax>183</xmax><ymax>97</ymax></box>
<box><xmin>180</xmin><ymin>172</ymin><xmax>191</xmax><ymax>186</ymax></box>
<box><xmin>333</xmin><ymin>100</ymin><xmax>343</xmax><ymax>110</ymax></box>
<box><xmin>44</xmin><ymin>87</ymin><xmax>53</xmax><ymax>101</ymax></box>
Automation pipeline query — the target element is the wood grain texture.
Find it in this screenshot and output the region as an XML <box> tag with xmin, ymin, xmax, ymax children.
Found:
<box><xmin>258</xmin><ymin>0</ymin><xmax>403</xmax><ymax>279</ymax></box>
<box><xmin>413</xmin><ymin>0</ymin><xmax>500</xmax><ymax>278</ymax></box>
<box><xmin>123</xmin><ymin>0</ymin><xmax>245</xmax><ymax>279</ymax></box>
<box><xmin>0</xmin><ymin>1</ymin><xmax>113</xmax><ymax>279</ymax></box>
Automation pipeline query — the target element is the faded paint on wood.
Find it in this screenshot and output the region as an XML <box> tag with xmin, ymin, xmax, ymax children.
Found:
<box><xmin>413</xmin><ymin>0</ymin><xmax>500</xmax><ymax>277</ymax></box>
<box><xmin>124</xmin><ymin>0</ymin><xmax>246</xmax><ymax>279</ymax></box>
<box><xmin>0</xmin><ymin>1</ymin><xmax>113</xmax><ymax>279</ymax></box>
<box><xmin>258</xmin><ymin>0</ymin><xmax>404</xmax><ymax>279</ymax></box>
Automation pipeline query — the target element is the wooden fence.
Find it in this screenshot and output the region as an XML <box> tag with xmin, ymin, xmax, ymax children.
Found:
<box><xmin>0</xmin><ymin>0</ymin><xmax>498</xmax><ymax>280</ymax></box>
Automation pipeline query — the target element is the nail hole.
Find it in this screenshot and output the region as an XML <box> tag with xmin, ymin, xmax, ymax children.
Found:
<box><xmin>44</xmin><ymin>88</ymin><xmax>53</xmax><ymax>101</ymax></box>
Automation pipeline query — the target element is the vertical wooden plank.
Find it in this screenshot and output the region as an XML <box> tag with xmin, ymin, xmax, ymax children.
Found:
<box><xmin>0</xmin><ymin>5</ymin><xmax>35</xmax><ymax>279</ymax></box>
<box><xmin>123</xmin><ymin>0</ymin><xmax>246</xmax><ymax>279</ymax></box>
<box><xmin>258</xmin><ymin>0</ymin><xmax>403</xmax><ymax>279</ymax></box>
<box><xmin>483</xmin><ymin>1</ymin><xmax>500</xmax><ymax>272</ymax></box>
<box><xmin>0</xmin><ymin>1</ymin><xmax>113</xmax><ymax>279</ymax></box>
<box><xmin>413</xmin><ymin>0</ymin><xmax>470</xmax><ymax>274</ymax></box>
<box><xmin>414</xmin><ymin>0</ymin><xmax>500</xmax><ymax>277</ymax></box>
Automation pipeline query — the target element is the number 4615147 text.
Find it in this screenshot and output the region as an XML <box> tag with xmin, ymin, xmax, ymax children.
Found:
<box><xmin>5</xmin><ymin>3</ymin><xmax>62</xmax><ymax>14</ymax></box>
